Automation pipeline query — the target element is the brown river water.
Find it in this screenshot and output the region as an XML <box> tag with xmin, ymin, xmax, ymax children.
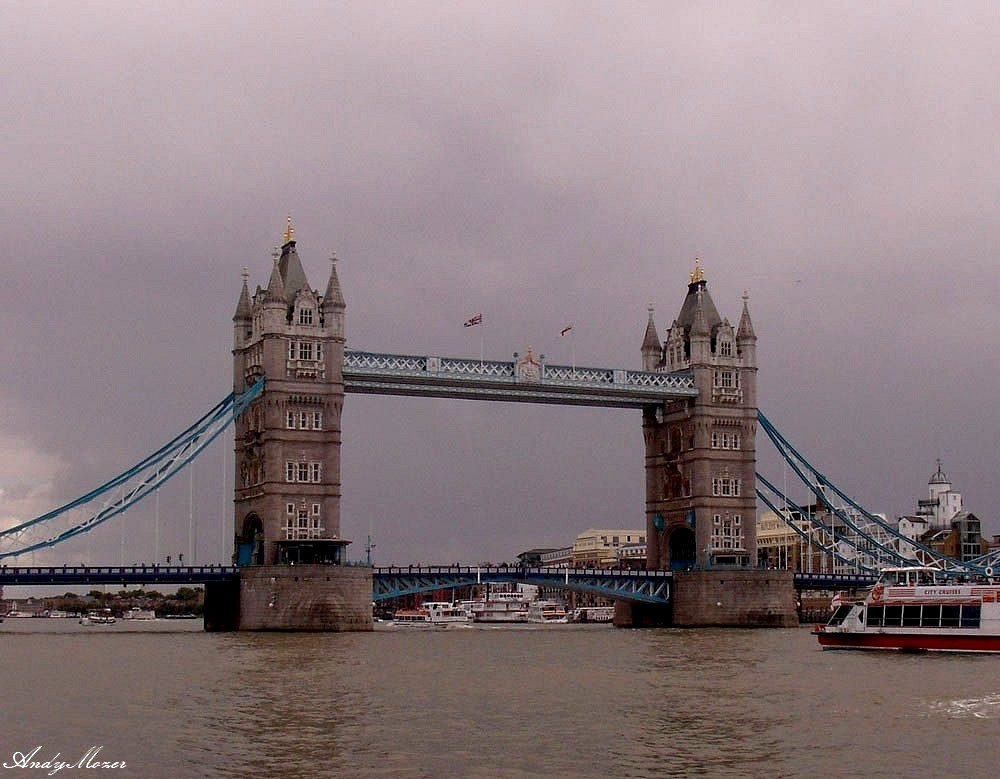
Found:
<box><xmin>1</xmin><ymin>618</ymin><xmax>998</xmax><ymax>778</ymax></box>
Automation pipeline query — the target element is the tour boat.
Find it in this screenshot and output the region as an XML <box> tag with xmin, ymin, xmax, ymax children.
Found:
<box><xmin>527</xmin><ymin>600</ymin><xmax>569</xmax><ymax>623</ymax></box>
<box><xmin>814</xmin><ymin>566</ymin><xmax>1000</xmax><ymax>652</ymax></box>
<box><xmin>468</xmin><ymin>584</ymin><xmax>533</xmax><ymax>623</ymax></box>
<box><xmin>469</xmin><ymin>598</ymin><xmax>530</xmax><ymax>623</ymax></box>
<box><xmin>392</xmin><ymin>602</ymin><xmax>470</xmax><ymax>627</ymax></box>
<box><xmin>80</xmin><ymin>609</ymin><xmax>116</xmax><ymax>625</ymax></box>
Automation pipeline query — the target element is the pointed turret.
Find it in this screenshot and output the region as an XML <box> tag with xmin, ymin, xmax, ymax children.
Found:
<box><xmin>737</xmin><ymin>291</ymin><xmax>756</xmax><ymax>341</ymax></box>
<box><xmin>234</xmin><ymin>267</ymin><xmax>252</xmax><ymax>321</ymax></box>
<box><xmin>264</xmin><ymin>254</ymin><xmax>286</xmax><ymax>305</ymax></box>
<box><xmin>322</xmin><ymin>252</ymin><xmax>346</xmax><ymax>311</ymax></box>
<box><xmin>641</xmin><ymin>303</ymin><xmax>661</xmax><ymax>370</ymax></box>
<box><xmin>233</xmin><ymin>267</ymin><xmax>252</xmax><ymax>349</ymax></box>
<box><xmin>736</xmin><ymin>291</ymin><xmax>756</xmax><ymax>367</ymax></box>
<box><xmin>277</xmin><ymin>217</ymin><xmax>311</xmax><ymax>306</ymax></box>
<box><xmin>322</xmin><ymin>252</ymin><xmax>346</xmax><ymax>341</ymax></box>
<box><xmin>674</xmin><ymin>259</ymin><xmax>723</xmax><ymax>335</ymax></box>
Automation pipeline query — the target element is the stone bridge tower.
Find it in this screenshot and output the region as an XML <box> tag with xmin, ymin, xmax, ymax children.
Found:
<box><xmin>232</xmin><ymin>219</ymin><xmax>348</xmax><ymax>568</ymax></box>
<box><xmin>641</xmin><ymin>260</ymin><xmax>758</xmax><ymax>570</ymax></box>
<box><xmin>226</xmin><ymin>220</ymin><xmax>370</xmax><ymax>631</ymax></box>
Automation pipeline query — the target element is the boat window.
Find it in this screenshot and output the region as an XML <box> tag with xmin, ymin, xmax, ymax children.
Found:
<box><xmin>866</xmin><ymin>605</ymin><xmax>884</xmax><ymax>627</ymax></box>
<box><xmin>939</xmin><ymin>605</ymin><xmax>960</xmax><ymax>628</ymax></box>
<box><xmin>960</xmin><ymin>604</ymin><xmax>981</xmax><ymax>628</ymax></box>
<box><xmin>902</xmin><ymin>605</ymin><xmax>921</xmax><ymax>627</ymax></box>
<box><xmin>883</xmin><ymin>605</ymin><xmax>903</xmax><ymax>626</ymax></box>
<box><xmin>827</xmin><ymin>604</ymin><xmax>853</xmax><ymax>626</ymax></box>
<box><xmin>920</xmin><ymin>604</ymin><xmax>941</xmax><ymax>627</ymax></box>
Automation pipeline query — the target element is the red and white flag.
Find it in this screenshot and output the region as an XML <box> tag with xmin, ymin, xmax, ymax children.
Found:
<box><xmin>463</xmin><ymin>313</ymin><xmax>483</xmax><ymax>328</ymax></box>
<box><xmin>560</xmin><ymin>325</ymin><xmax>573</xmax><ymax>336</ymax></box>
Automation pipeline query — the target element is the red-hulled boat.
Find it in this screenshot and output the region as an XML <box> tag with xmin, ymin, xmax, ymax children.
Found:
<box><xmin>815</xmin><ymin>566</ymin><xmax>1000</xmax><ymax>653</ymax></box>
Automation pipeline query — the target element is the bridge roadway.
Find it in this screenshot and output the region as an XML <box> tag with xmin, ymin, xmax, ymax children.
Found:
<box><xmin>0</xmin><ymin>565</ymin><xmax>874</xmax><ymax>598</ymax></box>
<box><xmin>342</xmin><ymin>350</ymin><xmax>698</xmax><ymax>407</ymax></box>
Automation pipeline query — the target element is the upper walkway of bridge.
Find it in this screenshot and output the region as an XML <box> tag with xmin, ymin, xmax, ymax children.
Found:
<box><xmin>343</xmin><ymin>350</ymin><xmax>697</xmax><ymax>407</ymax></box>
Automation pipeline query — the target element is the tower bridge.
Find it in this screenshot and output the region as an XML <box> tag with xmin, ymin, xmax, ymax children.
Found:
<box><xmin>7</xmin><ymin>222</ymin><xmax>987</xmax><ymax>630</ymax></box>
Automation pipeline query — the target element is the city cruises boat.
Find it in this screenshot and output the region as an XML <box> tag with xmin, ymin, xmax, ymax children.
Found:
<box><xmin>527</xmin><ymin>600</ymin><xmax>569</xmax><ymax>623</ymax></box>
<box><xmin>814</xmin><ymin>566</ymin><xmax>1000</xmax><ymax>652</ymax></box>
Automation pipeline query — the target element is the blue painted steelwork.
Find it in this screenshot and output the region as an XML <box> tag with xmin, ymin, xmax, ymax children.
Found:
<box><xmin>0</xmin><ymin>379</ymin><xmax>265</xmax><ymax>561</ymax></box>
<box><xmin>343</xmin><ymin>350</ymin><xmax>696</xmax><ymax>408</ymax></box>
<box><xmin>757</xmin><ymin>410</ymin><xmax>993</xmax><ymax>577</ymax></box>
<box><xmin>372</xmin><ymin>565</ymin><xmax>671</xmax><ymax>604</ymax></box>
<box><xmin>0</xmin><ymin>565</ymin><xmax>239</xmax><ymax>586</ymax></box>
<box><xmin>793</xmin><ymin>572</ymin><xmax>877</xmax><ymax>590</ymax></box>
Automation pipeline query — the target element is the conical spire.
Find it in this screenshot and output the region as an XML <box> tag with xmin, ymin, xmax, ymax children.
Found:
<box><xmin>641</xmin><ymin>303</ymin><xmax>661</xmax><ymax>370</ymax></box>
<box><xmin>675</xmin><ymin>258</ymin><xmax>722</xmax><ymax>333</ymax></box>
<box><xmin>642</xmin><ymin>303</ymin><xmax>660</xmax><ymax>349</ymax></box>
<box><xmin>233</xmin><ymin>267</ymin><xmax>252</xmax><ymax>321</ymax></box>
<box><xmin>691</xmin><ymin>287</ymin><xmax>711</xmax><ymax>337</ymax></box>
<box><xmin>322</xmin><ymin>252</ymin><xmax>346</xmax><ymax>311</ymax></box>
<box><xmin>264</xmin><ymin>250</ymin><xmax>286</xmax><ymax>305</ymax></box>
<box><xmin>737</xmin><ymin>291</ymin><xmax>756</xmax><ymax>340</ymax></box>
<box><xmin>277</xmin><ymin>239</ymin><xmax>311</xmax><ymax>306</ymax></box>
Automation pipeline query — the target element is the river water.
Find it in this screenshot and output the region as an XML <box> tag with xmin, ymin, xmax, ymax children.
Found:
<box><xmin>1</xmin><ymin>618</ymin><xmax>998</xmax><ymax>778</ymax></box>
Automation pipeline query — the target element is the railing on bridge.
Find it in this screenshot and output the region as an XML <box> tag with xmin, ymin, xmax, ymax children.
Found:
<box><xmin>793</xmin><ymin>571</ymin><xmax>877</xmax><ymax>591</ymax></box>
<box><xmin>0</xmin><ymin>565</ymin><xmax>240</xmax><ymax>586</ymax></box>
<box><xmin>343</xmin><ymin>350</ymin><xmax>697</xmax><ymax>408</ymax></box>
<box><xmin>372</xmin><ymin>565</ymin><xmax>672</xmax><ymax>604</ymax></box>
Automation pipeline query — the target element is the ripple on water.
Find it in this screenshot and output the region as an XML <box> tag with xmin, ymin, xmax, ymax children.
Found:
<box><xmin>928</xmin><ymin>692</ymin><xmax>1000</xmax><ymax>719</ymax></box>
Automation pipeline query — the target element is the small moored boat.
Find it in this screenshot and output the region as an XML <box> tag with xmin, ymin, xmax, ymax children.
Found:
<box><xmin>527</xmin><ymin>600</ymin><xmax>569</xmax><ymax>623</ymax></box>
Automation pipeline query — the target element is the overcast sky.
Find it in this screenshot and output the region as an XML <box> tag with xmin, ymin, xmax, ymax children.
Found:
<box><xmin>2</xmin><ymin>3</ymin><xmax>999</xmax><ymax>568</ymax></box>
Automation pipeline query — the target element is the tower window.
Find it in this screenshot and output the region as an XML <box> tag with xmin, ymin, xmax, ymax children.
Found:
<box><xmin>714</xmin><ymin>370</ymin><xmax>737</xmax><ymax>388</ymax></box>
<box><xmin>285</xmin><ymin>461</ymin><xmax>322</xmax><ymax>482</ymax></box>
<box><xmin>298</xmin><ymin>307</ymin><xmax>314</xmax><ymax>325</ymax></box>
<box><xmin>711</xmin><ymin>431</ymin><xmax>741</xmax><ymax>450</ymax></box>
<box><xmin>712</xmin><ymin>477</ymin><xmax>742</xmax><ymax>497</ymax></box>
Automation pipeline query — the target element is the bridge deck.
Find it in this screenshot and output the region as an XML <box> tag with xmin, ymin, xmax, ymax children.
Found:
<box><xmin>0</xmin><ymin>565</ymin><xmax>239</xmax><ymax>585</ymax></box>
<box><xmin>343</xmin><ymin>350</ymin><xmax>697</xmax><ymax>407</ymax></box>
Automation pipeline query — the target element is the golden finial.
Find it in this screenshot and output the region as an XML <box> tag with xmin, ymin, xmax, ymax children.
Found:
<box><xmin>282</xmin><ymin>215</ymin><xmax>295</xmax><ymax>244</ymax></box>
<box><xmin>689</xmin><ymin>257</ymin><xmax>705</xmax><ymax>284</ymax></box>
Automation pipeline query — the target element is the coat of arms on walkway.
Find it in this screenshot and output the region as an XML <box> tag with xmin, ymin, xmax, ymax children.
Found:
<box><xmin>516</xmin><ymin>346</ymin><xmax>542</xmax><ymax>382</ymax></box>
